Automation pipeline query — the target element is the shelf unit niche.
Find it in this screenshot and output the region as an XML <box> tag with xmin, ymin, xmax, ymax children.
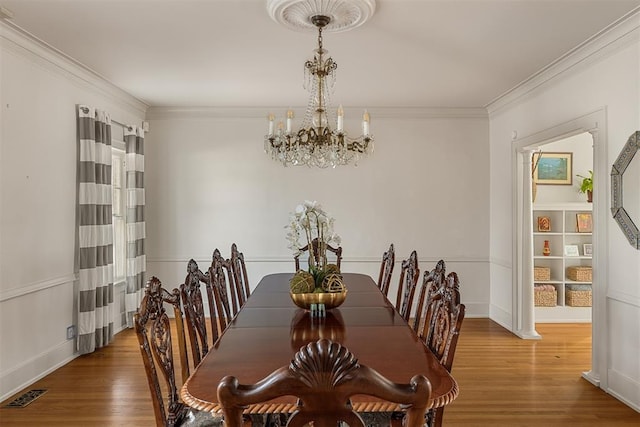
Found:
<box><xmin>532</xmin><ymin>203</ymin><xmax>592</xmax><ymax>322</ymax></box>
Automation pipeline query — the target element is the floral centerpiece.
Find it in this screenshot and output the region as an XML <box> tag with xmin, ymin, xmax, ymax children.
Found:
<box><xmin>286</xmin><ymin>201</ymin><xmax>346</xmax><ymax>307</ymax></box>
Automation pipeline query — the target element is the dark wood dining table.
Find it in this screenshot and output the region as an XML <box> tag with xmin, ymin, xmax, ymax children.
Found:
<box><xmin>180</xmin><ymin>272</ymin><xmax>459</xmax><ymax>414</ymax></box>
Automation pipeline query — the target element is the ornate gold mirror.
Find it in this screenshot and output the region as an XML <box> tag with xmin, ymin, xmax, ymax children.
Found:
<box><xmin>611</xmin><ymin>131</ymin><xmax>640</xmax><ymax>249</ymax></box>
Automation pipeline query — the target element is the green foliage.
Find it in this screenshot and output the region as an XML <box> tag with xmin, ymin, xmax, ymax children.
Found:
<box><xmin>290</xmin><ymin>271</ymin><xmax>315</xmax><ymax>294</ymax></box>
<box><xmin>576</xmin><ymin>170</ymin><xmax>593</xmax><ymax>193</ymax></box>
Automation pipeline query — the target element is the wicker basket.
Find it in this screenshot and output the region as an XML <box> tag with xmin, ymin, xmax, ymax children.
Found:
<box><xmin>566</xmin><ymin>286</ymin><xmax>592</xmax><ymax>307</ymax></box>
<box><xmin>566</xmin><ymin>266</ymin><xmax>592</xmax><ymax>282</ymax></box>
<box><xmin>534</xmin><ymin>266</ymin><xmax>551</xmax><ymax>281</ymax></box>
<box><xmin>534</xmin><ymin>285</ymin><xmax>557</xmax><ymax>307</ymax></box>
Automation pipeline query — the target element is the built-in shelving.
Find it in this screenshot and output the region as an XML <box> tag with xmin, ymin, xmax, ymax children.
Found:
<box><xmin>532</xmin><ymin>203</ymin><xmax>592</xmax><ymax>322</ymax></box>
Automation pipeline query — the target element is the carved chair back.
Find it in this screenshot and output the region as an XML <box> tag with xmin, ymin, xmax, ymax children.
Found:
<box><xmin>421</xmin><ymin>271</ymin><xmax>465</xmax><ymax>372</ymax></box>
<box><xmin>377</xmin><ymin>243</ymin><xmax>395</xmax><ymax>297</ymax></box>
<box><xmin>180</xmin><ymin>259</ymin><xmax>217</xmax><ymax>368</ymax></box>
<box><xmin>294</xmin><ymin>237</ymin><xmax>343</xmax><ymax>271</ymax></box>
<box><xmin>418</xmin><ymin>264</ymin><xmax>465</xmax><ymax>427</ymax></box>
<box><xmin>413</xmin><ymin>260</ymin><xmax>447</xmax><ymax>336</ymax></box>
<box><xmin>230</xmin><ymin>243</ymin><xmax>250</xmax><ymax>308</ymax></box>
<box><xmin>134</xmin><ymin>277</ymin><xmax>191</xmax><ymax>427</ymax></box>
<box><xmin>395</xmin><ymin>250</ymin><xmax>420</xmax><ymax>322</ymax></box>
<box><xmin>217</xmin><ymin>339</ymin><xmax>431</xmax><ymax>427</ymax></box>
<box><xmin>208</xmin><ymin>249</ymin><xmax>238</xmax><ymax>333</ymax></box>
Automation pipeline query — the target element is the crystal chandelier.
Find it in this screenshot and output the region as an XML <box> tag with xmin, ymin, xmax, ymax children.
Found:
<box><xmin>265</xmin><ymin>15</ymin><xmax>373</xmax><ymax>168</ymax></box>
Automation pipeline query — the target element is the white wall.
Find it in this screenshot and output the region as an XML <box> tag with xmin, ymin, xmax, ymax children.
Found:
<box><xmin>0</xmin><ymin>23</ymin><xmax>146</xmax><ymax>400</ymax></box>
<box><xmin>144</xmin><ymin>108</ymin><xmax>491</xmax><ymax>318</ymax></box>
<box><xmin>488</xmin><ymin>16</ymin><xmax>640</xmax><ymax>411</ymax></box>
<box><xmin>533</xmin><ymin>132</ymin><xmax>593</xmax><ymax>204</ymax></box>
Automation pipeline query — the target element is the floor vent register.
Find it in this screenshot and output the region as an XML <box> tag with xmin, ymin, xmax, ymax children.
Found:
<box><xmin>3</xmin><ymin>389</ymin><xmax>48</xmax><ymax>408</ymax></box>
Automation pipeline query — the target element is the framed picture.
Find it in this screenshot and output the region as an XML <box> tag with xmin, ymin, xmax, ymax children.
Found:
<box><xmin>576</xmin><ymin>213</ymin><xmax>593</xmax><ymax>233</ymax></box>
<box><xmin>537</xmin><ymin>216</ymin><xmax>551</xmax><ymax>232</ymax></box>
<box><xmin>532</xmin><ymin>152</ymin><xmax>573</xmax><ymax>185</ymax></box>
<box><xmin>583</xmin><ymin>243</ymin><xmax>593</xmax><ymax>256</ymax></box>
<box><xmin>564</xmin><ymin>245</ymin><xmax>580</xmax><ymax>257</ymax></box>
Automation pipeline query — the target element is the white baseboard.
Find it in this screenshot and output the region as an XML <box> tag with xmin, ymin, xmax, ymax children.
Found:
<box><xmin>0</xmin><ymin>339</ymin><xmax>77</xmax><ymax>402</ymax></box>
<box><xmin>489</xmin><ymin>303</ymin><xmax>512</xmax><ymax>330</ymax></box>
<box><xmin>462</xmin><ymin>302</ymin><xmax>489</xmax><ymax>318</ymax></box>
<box><xmin>607</xmin><ymin>368</ymin><xmax>640</xmax><ymax>413</ymax></box>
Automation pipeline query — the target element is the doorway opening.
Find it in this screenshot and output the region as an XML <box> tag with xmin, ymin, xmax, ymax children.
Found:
<box><xmin>511</xmin><ymin>109</ymin><xmax>607</xmax><ymax>388</ymax></box>
<box><xmin>531</xmin><ymin>132</ymin><xmax>593</xmax><ymax>323</ymax></box>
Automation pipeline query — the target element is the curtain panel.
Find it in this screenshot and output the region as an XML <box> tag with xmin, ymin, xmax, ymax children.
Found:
<box><xmin>124</xmin><ymin>126</ymin><xmax>146</xmax><ymax>327</ymax></box>
<box><xmin>76</xmin><ymin>105</ymin><xmax>115</xmax><ymax>354</ymax></box>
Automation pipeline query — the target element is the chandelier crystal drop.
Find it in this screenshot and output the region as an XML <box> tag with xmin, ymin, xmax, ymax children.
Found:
<box><xmin>265</xmin><ymin>15</ymin><xmax>373</xmax><ymax>168</ymax></box>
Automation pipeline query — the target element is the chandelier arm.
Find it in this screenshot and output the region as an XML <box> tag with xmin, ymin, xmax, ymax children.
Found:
<box><xmin>264</xmin><ymin>13</ymin><xmax>373</xmax><ymax>167</ymax></box>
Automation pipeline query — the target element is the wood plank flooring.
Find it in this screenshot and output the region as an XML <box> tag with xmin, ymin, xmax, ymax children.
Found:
<box><xmin>1</xmin><ymin>319</ymin><xmax>638</xmax><ymax>426</ymax></box>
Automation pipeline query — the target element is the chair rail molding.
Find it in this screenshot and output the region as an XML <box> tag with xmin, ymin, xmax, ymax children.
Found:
<box><xmin>0</xmin><ymin>273</ymin><xmax>77</xmax><ymax>302</ymax></box>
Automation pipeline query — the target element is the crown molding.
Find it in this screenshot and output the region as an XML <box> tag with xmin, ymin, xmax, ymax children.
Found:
<box><xmin>145</xmin><ymin>106</ymin><xmax>488</xmax><ymax>120</ymax></box>
<box><xmin>0</xmin><ymin>20</ymin><xmax>148</xmax><ymax>117</ymax></box>
<box><xmin>486</xmin><ymin>7</ymin><xmax>640</xmax><ymax>116</ymax></box>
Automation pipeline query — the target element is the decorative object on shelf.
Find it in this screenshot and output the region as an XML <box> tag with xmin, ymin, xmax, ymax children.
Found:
<box><xmin>583</xmin><ymin>243</ymin><xmax>593</xmax><ymax>256</ymax></box>
<box><xmin>534</xmin><ymin>266</ymin><xmax>551</xmax><ymax>281</ymax></box>
<box><xmin>566</xmin><ymin>266</ymin><xmax>592</xmax><ymax>282</ymax></box>
<box><xmin>537</xmin><ymin>216</ymin><xmax>551</xmax><ymax>232</ymax></box>
<box><xmin>564</xmin><ymin>245</ymin><xmax>580</xmax><ymax>257</ymax></box>
<box><xmin>287</xmin><ymin>200</ymin><xmax>346</xmax><ymax>309</ymax></box>
<box><xmin>576</xmin><ymin>212</ymin><xmax>593</xmax><ymax>233</ymax></box>
<box><xmin>576</xmin><ymin>170</ymin><xmax>593</xmax><ymax>202</ymax></box>
<box><xmin>534</xmin><ymin>284</ymin><xmax>557</xmax><ymax>307</ymax></box>
<box><xmin>542</xmin><ymin>240</ymin><xmax>551</xmax><ymax>256</ymax></box>
<box><xmin>611</xmin><ymin>130</ymin><xmax>640</xmax><ymax>249</ymax></box>
<box><xmin>533</xmin><ymin>266</ymin><xmax>551</xmax><ymax>282</ymax></box>
<box><xmin>264</xmin><ymin>1</ymin><xmax>376</xmax><ymax>168</ymax></box>
<box><xmin>565</xmin><ymin>284</ymin><xmax>592</xmax><ymax>306</ymax></box>
<box><xmin>532</xmin><ymin>152</ymin><xmax>573</xmax><ymax>185</ymax></box>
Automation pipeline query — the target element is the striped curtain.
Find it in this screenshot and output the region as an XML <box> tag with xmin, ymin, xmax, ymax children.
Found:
<box><xmin>77</xmin><ymin>105</ymin><xmax>114</xmax><ymax>354</ymax></box>
<box><xmin>124</xmin><ymin>126</ymin><xmax>146</xmax><ymax>327</ymax></box>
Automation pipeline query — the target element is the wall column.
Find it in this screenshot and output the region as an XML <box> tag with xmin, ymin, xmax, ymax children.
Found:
<box><xmin>515</xmin><ymin>149</ymin><xmax>541</xmax><ymax>339</ymax></box>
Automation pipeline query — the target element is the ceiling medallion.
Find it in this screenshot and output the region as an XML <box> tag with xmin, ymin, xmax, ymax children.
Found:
<box><xmin>266</xmin><ymin>0</ymin><xmax>377</xmax><ymax>33</ymax></box>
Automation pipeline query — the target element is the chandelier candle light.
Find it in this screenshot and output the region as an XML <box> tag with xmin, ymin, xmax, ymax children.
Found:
<box><xmin>265</xmin><ymin>14</ymin><xmax>373</xmax><ymax>168</ymax></box>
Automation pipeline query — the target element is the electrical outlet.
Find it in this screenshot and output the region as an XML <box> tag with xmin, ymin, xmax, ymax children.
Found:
<box><xmin>66</xmin><ymin>325</ymin><xmax>76</xmax><ymax>340</ymax></box>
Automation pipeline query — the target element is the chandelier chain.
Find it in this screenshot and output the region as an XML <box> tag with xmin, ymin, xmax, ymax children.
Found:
<box><xmin>264</xmin><ymin>14</ymin><xmax>373</xmax><ymax>168</ymax></box>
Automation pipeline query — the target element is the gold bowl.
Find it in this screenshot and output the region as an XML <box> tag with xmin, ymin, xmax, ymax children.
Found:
<box><xmin>289</xmin><ymin>290</ymin><xmax>347</xmax><ymax>310</ymax></box>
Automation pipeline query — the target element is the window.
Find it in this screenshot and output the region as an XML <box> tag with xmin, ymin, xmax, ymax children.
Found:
<box><xmin>112</xmin><ymin>132</ymin><xmax>126</xmax><ymax>286</ymax></box>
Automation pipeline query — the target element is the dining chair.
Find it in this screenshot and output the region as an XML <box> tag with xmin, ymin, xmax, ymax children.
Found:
<box><xmin>377</xmin><ymin>243</ymin><xmax>395</xmax><ymax>296</ymax></box>
<box><xmin>418</xmin><ymin>263</ymin><xmax>466</xmax><ymax>427</ymax></box>
<box><xmin>395</xmin><ymin>250</ymin><xmax>420</xmax><ymax>322</ymax></box>
<box><xmin>211</xmin><ymin>248</ymin><xmax>239</xmax><ymax>319</ymax></box>
<box><xmin>229</xmin><ymin>243</ymin><xmax>250</xmax><ymax>308</ymax></box>
<box><xmin>180</xmin><ymin>259</ymin><xmax>217</xmax><ymax>368</ymax></box>
<box><xmin>134</xmin><ymin>276</ymin><xmax>222</xmax><ymax>427</ymax></box>
<box><xmin>217</xmin><ymin>338</ymin><xmax>431</xmax><ymax>427</ymax></box>
<box><xmin>294</xmin><ymin>237</ymin><xmax>343</xmax><ymax>271</ymax></box>
<box><xmin>412</xmin><ymin>260</ymin><xmax>447</xmax><ymax>336</ymax></box>
<box><xmin>208</xmin><ymin>249</ymin><xmax>238</xmax><ymax>333</ymax></box>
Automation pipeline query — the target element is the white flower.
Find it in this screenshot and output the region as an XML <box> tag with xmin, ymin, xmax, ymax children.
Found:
<box><xmin>328</xmin><ymin>232</ymin><xmax>341</xmax><ymax>246</ymax></box>
<box><xmin>285</xmin><ymin>200</ymin><xmax>340</xmax><ymax>260</ymax></box>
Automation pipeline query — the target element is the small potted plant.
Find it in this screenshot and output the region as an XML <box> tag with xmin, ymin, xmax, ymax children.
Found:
<box><xmin>577</xmin><ymin>170</ymin><xmax>593</xmax><ymax>202</ymax></box>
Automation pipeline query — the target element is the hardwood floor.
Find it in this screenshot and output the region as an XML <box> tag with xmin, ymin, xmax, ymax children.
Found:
<box><xmin>1</xmin><ymin>319</ymin><xmax>638</xmax><ymax>426</ymax></box>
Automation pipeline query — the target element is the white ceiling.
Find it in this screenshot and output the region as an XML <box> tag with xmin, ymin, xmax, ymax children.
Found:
<box><xmin>2</xmin><ymin>0</ymin><xmax>639</xmax><ymax>109</ymax></box>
